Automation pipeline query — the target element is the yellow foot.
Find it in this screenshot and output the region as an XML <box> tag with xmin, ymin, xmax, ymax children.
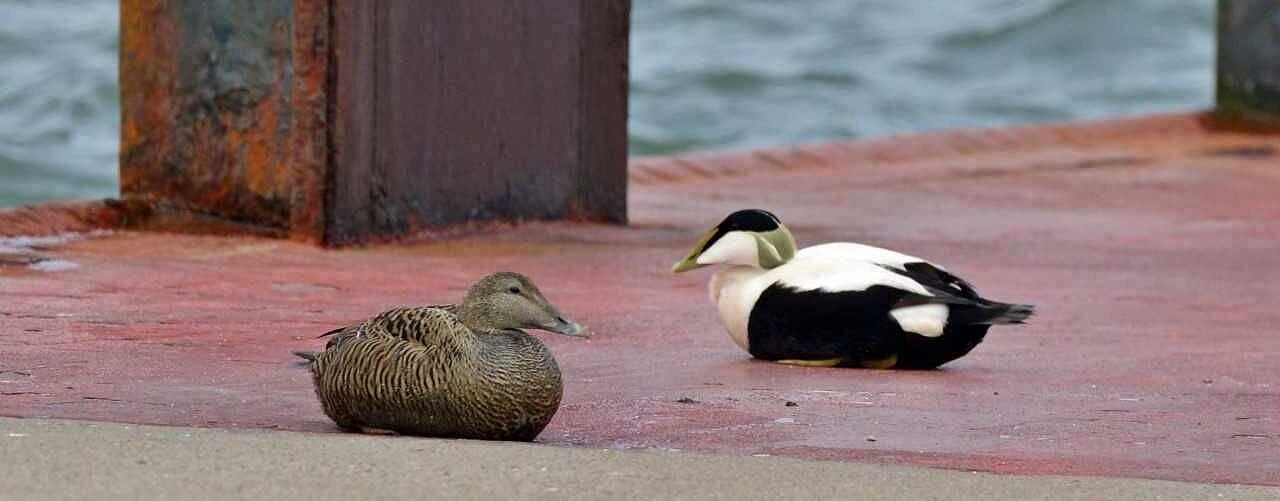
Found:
<box><xmin>357</xmin><ymin>426</ymin><xmax>398</xmax><ymax>435</ymax></box>
<box><xmin>776</xmin><ymin>357</ymin><xmax>847</xmax><ymax>368</ymax></box>
<box><xmin>860</xmin><ymin>354</ymin><xmax>899</xmax><ymax>370</ymax></box>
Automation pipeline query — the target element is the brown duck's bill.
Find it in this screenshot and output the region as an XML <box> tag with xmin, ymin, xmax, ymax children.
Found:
<box><xmin>543</xmin><ymin>317</ymin><xmax>588</xmax><ymax>337</ymax></box>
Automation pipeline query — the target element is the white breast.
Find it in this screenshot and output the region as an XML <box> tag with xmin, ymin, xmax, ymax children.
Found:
<box><xmin>708</xmin><ymin>266</ymin><xmax>771</xmax><ymax>350</ymax></box>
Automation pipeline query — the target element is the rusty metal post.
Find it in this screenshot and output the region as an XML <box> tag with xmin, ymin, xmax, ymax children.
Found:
<box><xmin>1216</xmin><ymin>0</ymin><xmax>1280</xmax><ymax>124</ymax></box>
<box><xmin>120</xmin><ymin>0</ymin><xmax>630</xmax><ymax>244</ymax></box>
<box><xmin>119</xmin><ymin>0</ymin><xmax>329</xmax><ymax>239</ymax></box>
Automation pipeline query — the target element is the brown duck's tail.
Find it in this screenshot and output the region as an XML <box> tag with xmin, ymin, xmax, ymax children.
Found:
<box><xmin>289</xmin><ymin>350</ymin><xmax>319</xmax><ymax>369</ymax></box>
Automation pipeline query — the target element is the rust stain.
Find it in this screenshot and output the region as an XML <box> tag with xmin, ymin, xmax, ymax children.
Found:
<box><xmin>286</xmin><ymin>0</ymin><xmax>330</xmax><ymax>244</ymax></box>
<box><xmin>119</xmin><ymin>0</ymin><xmax>328</xmax><ymax>241</ymax></box>
<box><xmin>0</xmin><ymin>201</ymin><xmax>125</xmax><ymax>238</ymax></box>
<box><xmin>120</xmin><ymin>0</ymin><xmax>178</xmax><ymax>202</ymax></box>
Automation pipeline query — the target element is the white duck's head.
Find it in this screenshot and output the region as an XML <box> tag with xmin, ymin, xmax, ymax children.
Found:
<box><xmin>672</xmin><ymin>209</ymin><xmax>798</xmax><ymax>272</ymax></box>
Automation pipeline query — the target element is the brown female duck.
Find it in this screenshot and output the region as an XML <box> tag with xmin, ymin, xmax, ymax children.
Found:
<box><xmin>294</xmin><ymin>272</ymin><xmax>585</xmax><ymax>441</ymax></box>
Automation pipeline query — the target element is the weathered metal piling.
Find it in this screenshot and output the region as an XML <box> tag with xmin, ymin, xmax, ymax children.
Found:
<box><xmin>1216</xmin><ymin>0</ymin><xmax>1280</xmax><ymax>124</ymax></box>
<box><xmin>120</xmin><ymin>0</ymin><xmax>630</xmax><ymax>245</ymax></box>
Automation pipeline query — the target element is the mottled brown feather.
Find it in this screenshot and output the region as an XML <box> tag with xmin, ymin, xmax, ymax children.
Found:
<box><xmin>305</xmin><ymin>306</ymin><xmax>562</xmax><ymax>441</ymax></box>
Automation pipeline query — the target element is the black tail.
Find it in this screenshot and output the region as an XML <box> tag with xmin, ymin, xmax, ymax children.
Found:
<box><xmin>948</xmin><ymin>301</ymin><xmax>1034</xmax><ymax>326</ymax></box>
<box><xmin>979</xmin><ymin>302</ymin><xmax>1034</xmax><ymax>325</ymax></box>
<box><xmin>289</xmin><ymin>350</ymin><xmax>318</xmax><ymax>369</ymax></box>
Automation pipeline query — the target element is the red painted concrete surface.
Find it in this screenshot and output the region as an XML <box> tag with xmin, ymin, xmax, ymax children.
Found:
<box><xmin>2</xmin><ymin>114</ymin><xmax>1278</xmax><ymax>485</ymax></box>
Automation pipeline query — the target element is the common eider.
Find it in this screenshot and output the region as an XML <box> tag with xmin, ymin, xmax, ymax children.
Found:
<box><xmin>293</xmin><ymin>271</ymin><xmax>586</xmax><ymax>440</ymax></box>
<box><xmin>672</xmin><ymin>209</ymin><xmax>1033</xmax><ymax>369</ymax></box>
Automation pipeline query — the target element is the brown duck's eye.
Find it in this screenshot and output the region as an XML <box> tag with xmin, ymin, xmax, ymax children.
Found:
<box><xmin>508</xmin><ymin>286</ymin><xmax>522</xmax><ymax>294</ymax></box>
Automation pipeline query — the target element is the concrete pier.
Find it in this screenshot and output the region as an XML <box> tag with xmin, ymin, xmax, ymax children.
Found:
<box><xmin>3</xmin><ymin>113</ymin><xmax>1278</xmax><ymax>489</ymax></box>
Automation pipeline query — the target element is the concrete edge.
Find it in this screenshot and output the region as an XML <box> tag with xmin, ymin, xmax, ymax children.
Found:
<box><xmin>1</xmin><ymin>417</ymin><xmax>1276</xmax><ymax>501</ymax></box>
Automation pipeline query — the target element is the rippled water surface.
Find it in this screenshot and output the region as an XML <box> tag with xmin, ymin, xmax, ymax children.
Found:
<box><xmin>0</xmin><ymin>0</ymin><xmax>118</xmax><ymax>207</ymax></box>
<box><xmin>0</xmin><ymin>0</ymin><xmax>1214</xmax><ymax>207</ymax></box>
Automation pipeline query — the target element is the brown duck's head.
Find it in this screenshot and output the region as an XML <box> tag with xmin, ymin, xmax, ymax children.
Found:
<box><xmin>459</xmin><ymin>271</ymin><xmax>587</xmax><ymax>337</ymax></box>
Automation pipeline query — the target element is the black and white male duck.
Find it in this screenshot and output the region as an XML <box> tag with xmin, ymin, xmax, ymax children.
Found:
<box><xmin>672</xmin><ymin>209</ymin><xmax>1033</xmax><ymax>369</ymax></box>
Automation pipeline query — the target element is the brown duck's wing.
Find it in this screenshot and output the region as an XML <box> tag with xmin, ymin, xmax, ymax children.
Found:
<box><xmin>317</xmin><ymin>304</ymin><xmax>459</xmax><ymax>350</ymax></box>
<box><xmin>322</xmin><ymin>325</ymin><xmax>361</xmax><ymax>351</ymax></box>
<box><xmin>365</xmin><ymin>306</ymin><xmax>471</xmax><ymax>349</ymax></box>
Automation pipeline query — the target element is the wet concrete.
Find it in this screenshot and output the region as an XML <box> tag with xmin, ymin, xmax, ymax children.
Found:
<box><xmin>1</xmin><ymin>113</ymin><xmax>1278</xmax><ymax>485</ymax></box>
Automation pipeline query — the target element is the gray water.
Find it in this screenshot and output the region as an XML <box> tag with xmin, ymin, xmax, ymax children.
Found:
<box><xmin>0</xmin><ymin>0</ymin><xmax>1215</xmax><ymax>208</ymax></box>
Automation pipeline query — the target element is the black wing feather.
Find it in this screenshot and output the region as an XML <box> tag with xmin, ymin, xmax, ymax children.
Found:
<box><xmin>898</xmin><ymin>262</ymin><xmax>982</xmax><ymax>300</ymax></box>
